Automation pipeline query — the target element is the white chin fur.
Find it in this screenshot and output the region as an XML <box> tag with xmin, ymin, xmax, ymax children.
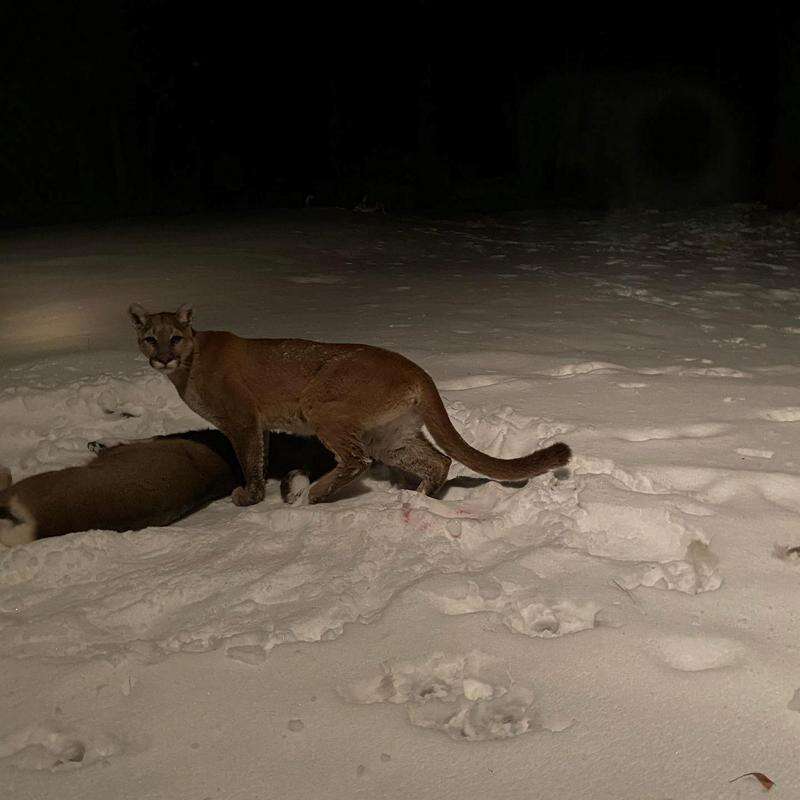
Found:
<box><xmin>150</xmin><ymin>360</ymin><xmax>179</xmax><ymax>371</ymax></box>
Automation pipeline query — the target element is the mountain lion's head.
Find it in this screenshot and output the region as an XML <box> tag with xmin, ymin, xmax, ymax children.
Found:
<box><xmin>128</xmin><ymin>303</ymin><xmax>195</xmax><ymax>373</ymax></box>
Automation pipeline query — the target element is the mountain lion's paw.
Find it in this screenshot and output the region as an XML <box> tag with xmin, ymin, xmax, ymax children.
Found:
<box><xmin>232</xmin><ymin>483</ymin><xmax>266</xmax><ymax>507</ymax></box>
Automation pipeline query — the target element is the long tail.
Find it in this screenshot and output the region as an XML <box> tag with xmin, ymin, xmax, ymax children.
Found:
<box><xmin>420</xmin><ymin>380</ymin><xmax>571</xmax><ymax>481</ymax></box>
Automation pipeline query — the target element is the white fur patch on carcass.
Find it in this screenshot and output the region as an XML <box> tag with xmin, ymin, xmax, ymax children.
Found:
<box><xmin>0</xmin><ymin>497</ymin><xmax>37</xmax><ymax>547</ymax></box>
<box><xmin>281</xmin><ymin>470</ymin><xmax>311</xmax><ymax>505</ymax></box>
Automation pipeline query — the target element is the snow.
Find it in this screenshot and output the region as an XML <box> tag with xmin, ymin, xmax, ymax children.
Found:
<box><xmin>2</xmin><ymin>206</ymin><xmax>800</xmax><ymax>798</ymax></box>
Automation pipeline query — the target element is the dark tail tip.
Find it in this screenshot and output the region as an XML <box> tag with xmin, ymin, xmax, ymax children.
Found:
<box><xmin>545</xmin><ymin>442</ymin><xmax>571</xmax><ymax>468</ymax></box>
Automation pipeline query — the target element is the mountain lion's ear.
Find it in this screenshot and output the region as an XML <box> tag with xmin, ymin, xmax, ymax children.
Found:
<box><xmin>176</xmin><ymin>303</ymin><xmax>193</xmax><ymax>326</ymax></box>
<box><xmin>128</xmin><ymin>303</ymin><xmax>149</xmax><ymax>329</ymax></box>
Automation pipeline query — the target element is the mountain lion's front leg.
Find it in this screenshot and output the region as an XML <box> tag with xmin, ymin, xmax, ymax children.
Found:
<box><xmin>225</xmin><ymin>414</ymin><xmax>267</xmax><ymax>507</ymax></box>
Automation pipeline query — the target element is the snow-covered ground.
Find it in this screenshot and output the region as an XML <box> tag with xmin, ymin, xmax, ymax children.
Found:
<box><xmin>1</xmin><ymin>206</ymin><xmax>800</xmax><ymax>799</ymax></box>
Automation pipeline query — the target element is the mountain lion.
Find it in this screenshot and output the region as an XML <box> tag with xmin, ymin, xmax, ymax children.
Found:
<box><xmin>129</xmin><ymin>303</ymin><xmax>571</xmax><ymax>506</ymax></box>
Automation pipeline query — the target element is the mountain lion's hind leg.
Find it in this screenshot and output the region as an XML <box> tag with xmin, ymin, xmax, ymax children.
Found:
<box><xmin>306</xmin><ymin>428</ymin><xmax>370</xmax><ymax>504</ymax></box>
<box><xmin>376</xmin><ymin>432</ymin><xmax>451</xmax><ymax>497</ymax></box>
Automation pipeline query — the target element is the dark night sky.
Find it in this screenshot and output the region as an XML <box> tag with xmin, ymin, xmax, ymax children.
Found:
<box><xmin>2</xmin><ymin>2</ymin><xmax>800</xmax><ymax>225</ymax></box>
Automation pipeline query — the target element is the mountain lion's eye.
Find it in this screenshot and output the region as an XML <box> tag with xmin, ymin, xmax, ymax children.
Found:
<box><xmin>170</xmin><ymin>335</ymin><xmax>183</xmax><ymax>346</ymax></box>
<box><xmin>144</xmin><ymin>336</ymin><xmax>157</xmax><ymax>346</ymax></box>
